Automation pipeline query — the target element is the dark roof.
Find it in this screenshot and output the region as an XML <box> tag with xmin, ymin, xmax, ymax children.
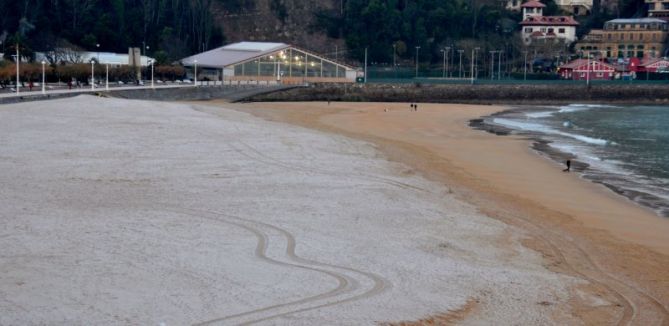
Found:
<box><xmin>520</xmin><ymin>15</ymin><xmax>579</xmax><ymax>26</ymax></box>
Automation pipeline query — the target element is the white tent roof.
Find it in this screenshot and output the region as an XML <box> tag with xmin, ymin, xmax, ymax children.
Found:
<box><xmin>180</xmin><ymin>42</ymin><xmax>290</xmax><ymax>68</ymax></box>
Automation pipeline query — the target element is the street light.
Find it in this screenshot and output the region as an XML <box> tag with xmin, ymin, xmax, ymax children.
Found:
<box><xmin>445</xmin><ymin>47</ymin><xmax>451</xmax><ymax>78</ymax></box>
<box><xmin>193</xmin><ymin>60</ymin><xmax>198</xmax><ymax>86</ymax></box>
<box><xmin>91</xmin><ymin>61</ymin><xmax>95</xmax><ymax>90</ymax></box>
<box><xmin>14</xmin><ymin>44</ymin><xmax>19</xmax><ymax>95</ymax></box>
<box><xmin>41</xmin><ymin>61</ymin><xmax>46</xmax><ymax>94</ymax></box>
<box><xmin>96</xmin><ymin>43</ymin><xmax>100</xmax><ymax>63</ymax></box>
<box><xmin>490</xmin><ymin>50</ymin><xmax>497</xmax><ymax>80</ymax></box>
<box><xmin>149</xmin><ymin>59</ymin><xmax>155</xmax><ymax>88</ymax></box>
<box><xmin>498</xmin><ymin>50</ymin><xmax>503</xmax><ymax>80</ymax></box>
<box><xmin>105</xmin><ymin>62</ymin><xmax>109</xmax><ymax>91</ymax></box>
<box><xmin>471</xmin><ymin>47</ymin><xmax>480</xmax><ymax>85</ymax></box>
<box><xmin>458</xmin><ymin>50</ymin><xmax>464</xmax><ymax>78</ymax></box>
<box><xmin>415</xmin><ymin>46</ymin><xmax>420</xmax><ymax>78</ymax></box>
<box><xmin>523</xmin><ymin>51</ymin><xmax>528</xmax><ymax>81</ymax></box>
<box><xmin>392</xmin><ymin>43</ymin><xmax>397</xmax><ymax>70</ymax></box>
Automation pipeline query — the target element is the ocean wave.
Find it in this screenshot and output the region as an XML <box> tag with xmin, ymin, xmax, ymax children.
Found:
<box><xmin>492</xmin><ymin>118</ymin><xmax>614</xmax><ymax>146</ymax></box>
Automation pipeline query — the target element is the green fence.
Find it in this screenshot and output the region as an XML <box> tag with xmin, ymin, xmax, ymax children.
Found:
<box><xmin>364</xmin><ymin>67</ymin><xmax>669</xmax><ymax>85</ymax></box>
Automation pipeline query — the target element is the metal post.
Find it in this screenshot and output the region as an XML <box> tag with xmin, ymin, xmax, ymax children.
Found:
<box><xmin>586</xmin><ymin>51</ymin><xmax>590</xmax><ymax>87</ymax></box>
<box><xmin>41</xmin><ymin>61</ymin><xmax>46</xmax><ymax>94</ymax></box>
<box><xmin>106</xmin><ymin>63</ymin><xmax>109</xmax><ymax>90</ymax></box>
<box><xmin>91</xmin><ymin>61</ymin><xmax>95</xmax><ymax>90</ymax></box>
<box><xmin>150</xmin><ymin>60</ymin><xmax>154</xmax><ymax>88</ymax></box>
<box><xmin>364</xmin><ymin>47</ymin><xmax>368</xmax><ymax>83</ymax></box>
<box><xmin>415</xmin><ymin>46</ymin><xmax>420</xmax><ymax>78</ymax></box>
<box><xmin>16</xmin><ymin>45</ymin><xmax>19</xmax><ymax>94</ymax></box>
<box><xmin>442</xmin><ymin>49</ymin><xmax>446</xmax><ymax>78</ymax></box>
<box><xmin>490</xmin><ymin>51</ymin><xmax>495</xmax><ymax>80</ymax></box>
<box><xmin>523</xmin><ymin>51</ymin><xmax>528</xmax><ymax>81</ymax></box>
<box><xmin>194</xmin><ymin>60</ymin><xmax>198</xmax><ymax>87</ymax></box>
<box><xmin>471</xmin><ymin>48</ymin><xmax>479</xmax><ymax>84</ymax></box>
<box><xmin>445</xmin><ymin>47</ymin><xmax>450</xmax><ymax>78</ymax></box>
<box><xmin>497</xmin><ymin>50</ymin><xmax>504</xmax><ymax>80</ymax></box>
<box><xmin>392</xmin><ymin>43</ymin><xmax>396</xmax><ymax>78</ymax></box>
<box><xmin>458</xmin><ymin>50</ymin><xmax>464</xmax><ymax>78</ymax></box>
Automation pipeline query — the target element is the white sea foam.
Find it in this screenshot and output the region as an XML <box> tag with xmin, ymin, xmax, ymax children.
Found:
<box><xmin>492</xmin><ymin>118</ymin><xmax>613</xmax><ymax>146</ymax></box>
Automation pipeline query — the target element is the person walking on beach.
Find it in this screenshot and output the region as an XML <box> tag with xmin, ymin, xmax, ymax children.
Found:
<box><xmin>563</xmin><ymin>159</ymin><xmax>571</xmax><ymax>172</ymax></box>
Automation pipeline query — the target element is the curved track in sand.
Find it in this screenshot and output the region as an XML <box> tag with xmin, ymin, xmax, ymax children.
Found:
<box><xmin>166</xmin><ymin>207</ymin><xmax>388</xmax><ymax>325</ymax></box>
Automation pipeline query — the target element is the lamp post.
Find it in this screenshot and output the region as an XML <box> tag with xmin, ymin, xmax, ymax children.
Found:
<box><xmin>471</xmin><ymin>47</ymin><xmax>480</xmax><ymax>85</ymax></box>
<box><xmin>364</xmin><ymin>47</ymin><xmax>368</xmax><ymax>83</ymax></box>
<box><xmin>193</xmin><ymin>60</ymin><xmax>198</xmax><ymax>86</ymax></box>
<box><xmin>523</xmin><ymin>51</ymin><xmax>528</xmax><ymax>81</ymax></box>
<box><xmin>91</xmin><ymin>61</ymin><xmax>95</xmax><ymax>90</ymax></box>
<box><xmin>415</xmin><ymin>46</ymin><xmax>420</xmax><ymax>78</ymax></box>
<box><xmin>41</xmin><ymin>61</ymin><xmax>46</xmax><ymax>94</ymax></box>
<box><xmin>96</xmin><ymin>43</ymin><xmax>100</xmax><ymax>63</ymax></box>
<box><xmin>149</xmin><ymin>60</ymin><xmax>154</xmax><ymax>88</ymax></box>
<box><xmin>458</xmin><ymin>50</ymin><xmax>464</xmax><ymax>78</ymax></box>
<box><xmin>105</xmin><ymin>63</ymin><xmax>109</xmax><ymax>91</ymax></box>
<box><xmin>445</xmin><ymin>47</ymin><xmax>451</xmax><ymax>78</ymax></box>
<box><xmin>441</xmin><ymin>49</ymin><xmax>446</xmax><ymax>78</ymax></box>
<box><xmin>487</xmin><ymin>50</ymin><xmax>495</xmax><ymax>80</ymax></box>
<box><xmin>498</xmin><ymin>50</ymin><xmax>502</xmax><ymax>80</ymax></box>
<box><xmin>392</xmin><ymin>43</ymin><xmax>397</xmax><ymax>74</ymax></box>
<box><xmin>15</xmin><ymin>44</ymin><xmax>19</xmax><ymax>94</ymax></box>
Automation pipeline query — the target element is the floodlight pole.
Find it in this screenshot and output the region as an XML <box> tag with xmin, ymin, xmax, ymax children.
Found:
<box><xmin>91</xmin><ymin>61</ymin><xmax>95</xmax><ymax>90</ymax></box>
<box><xmin>41</xmin><ymin>61</ymin><xmax>46</xmax><ymax>94</ymax></box>
<box><xmin>16</xmin><ymin>45</ymin><xmax>20</xmax><ymax>94</ymax></box>
<box><xmin>106</xmin><ymin>63</ymin><xmax>109</xmax><ymax>90</ymax></box>
<box><xmin>194</xmin><ymin>60</ymin><xmax>198</xmax><ymax>87</ymax></box>
<box><xmin>458</xmin><ymin>50</ymin><xmax>464</xmax><ymax>78</ymax></box>
<box><xmin>364</xmin><ymin>47</ymin><xmax>368</xmax><ymax>83</ymax></box>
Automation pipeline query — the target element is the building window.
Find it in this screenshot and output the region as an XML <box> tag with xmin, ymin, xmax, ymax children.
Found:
<box><xmin>548</xmin><ymin>28</ymin><xmax>554</xmax><ymax>33</ymax></box>
<box><xmin>607</xmin><ymin>33</ymin><xmax>612</xmax><ymax>40</ymax></box>
<box><xmin>630</xmin><ymin>33</ymin><xmax>634</xmax><ymax>40</ymax></box>
<box><xmin>597</xmin><ymin>72</ymin><xmax>604</xmax><ymax>77</ymax></box>
<box><xmin>559</xmin><ymin>28</ymin><xmax>565</xmax><ymax>34</ymax></box>
<box><xmin>525</xmin><ymin>27</ymin><xmax>533</xmax><ymax>33</ymax></box>
<box><xmin>580</xmin><ymin>72</ymin><xmax>585</xmax><ymax>78</ymax></box>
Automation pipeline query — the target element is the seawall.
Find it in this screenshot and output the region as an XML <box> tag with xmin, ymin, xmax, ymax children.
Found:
<box><xmin>246</xmin><ymin>83</ymin><xmax>669</xmax><ymax>105</ymax></box>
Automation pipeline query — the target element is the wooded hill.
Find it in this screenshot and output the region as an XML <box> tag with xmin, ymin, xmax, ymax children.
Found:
<box><xmin>0</xmin><ymin>0</ymin><xmax>647</xmax><ymax>65</ymax></box>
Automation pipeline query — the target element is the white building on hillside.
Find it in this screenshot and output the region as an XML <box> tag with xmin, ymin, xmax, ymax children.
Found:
<box><xmin>520</xmin><ymin>0</ymin><xmax>579</xmax><ymax>45</ymax></box>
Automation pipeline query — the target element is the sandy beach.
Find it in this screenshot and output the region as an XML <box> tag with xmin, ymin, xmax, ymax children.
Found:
<box><xmin>0</xmin><ymin>96</ymin><xmax>587</xmax><ymax>325</ymax></box>
<box><xmin>214</xmin><ymin>100</ymin><xmax>669</xmax><ymax>325</ymax></box>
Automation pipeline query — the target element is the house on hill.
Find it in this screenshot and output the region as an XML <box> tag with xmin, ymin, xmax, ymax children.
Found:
<box><xmin>519</xmin><ymin>1</ymin><xmax>579</xmax><ymax>45</ymax></box>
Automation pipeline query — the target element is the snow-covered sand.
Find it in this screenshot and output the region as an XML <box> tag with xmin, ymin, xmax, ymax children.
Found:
<box><xmin>0</xmin><ymin>96</ymin><xmax>576</xmax><ymax>325</ymax></box>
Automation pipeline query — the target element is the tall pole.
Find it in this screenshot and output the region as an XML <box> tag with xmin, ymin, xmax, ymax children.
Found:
<box><xmin>392</xmin><ymin>43</ymin><xmax>396</xmax><ymax>70</ymax></box>
<box><xmin>523</xmin><ymin>51</ymin><xmax>528</xmax><ymax>81</ymax></box>
<box><xmin>91</xmin><ymin>61</ymin><xmax>95</xmax><ymax>90</ymax></box>
<box><xmin>16</xmin><ymin>45</ymin><xmax>19</xmax><ymax>95</ymax></box>
<box><xmin>498</xmin><ymin>51</ymin><xmax>502</xmax><ymax>80</ymax></box>
<box><xmin>41</xmin><ymin>61</ymin><xmax>46</xmax><ymax>94</ymax></box>
<box><xmin>445</xmin><ymin>47</ymin><xmax>450</xmax><ymax>78</ymax></box>
<box><xmin>194</xmin><ymin>60</ymin><xmax>198</xmax><ymax>87</ymax></box>
<box><xmin>471</xmin><ymin>48</ymin><xmax>479</xmax><ymax>85</ymax></box>
<box><xmin>364</xmin><ymin>47</ymin><xmax>368</xmax><ymax>83</ymax></box>
<box><xmin>490</xmin><ymin>51</ymin><xmax>495</xmax><ymax>80</ymax></box>
<box><xmin>150</xmin><ymin>60</ymin><xmax>154</xmax><ymax>88</ymax></box>
<box><xmin>415</xmin><ymin>46</ymin><xmax>420</xmax><ymax>78</ymax></box>
<box><xmin>586</xmin><ymin>51</ymin><xmax>590</xmax><ymax>87</ymax></box>
<box><xmin>458</xmin><ymin>50</ymin><xmax>464</xmax><ymax>78</ymax></box>
<box><xmin>441</xmin><ymin>49</ymin><xmax>446</xmax><ymax>78</ymax></box>
<box><xmin>106</xmin><ymin>63</ymin><xmax>109</xmax><ymax>91</ymax></box>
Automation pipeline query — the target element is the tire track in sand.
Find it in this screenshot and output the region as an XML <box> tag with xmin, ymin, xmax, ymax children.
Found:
<box><xmin>164</xmin><ymin>207</ymin><xmax>388</xmax><ymax>325</ymax></box>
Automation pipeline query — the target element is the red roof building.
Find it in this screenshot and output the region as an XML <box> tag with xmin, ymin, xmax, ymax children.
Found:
<box><xmin>519</xmin><ymin>1</ymin><xmax>579</xmax><ymax>45</ymax></box>
<box><xmin>637</xmin><ymin>58</ymin><xmax>669</xmax><ymax>73</ymax></box>
<box><xmin>558</xmin><ymin>59</ymin><xmax>616</xmax><ymax>80</ymax></box>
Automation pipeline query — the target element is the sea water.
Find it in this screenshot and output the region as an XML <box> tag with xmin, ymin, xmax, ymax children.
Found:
<box><xmin>491</xmin><ymin>104</ymin><xmax>669</xmax><ymax>217</ymax></box>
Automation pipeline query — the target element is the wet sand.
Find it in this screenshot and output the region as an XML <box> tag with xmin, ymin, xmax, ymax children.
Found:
<box><xmin>216</xmin><ymin>101</ymin><xmax>669</xmax><ymax>325</ymax></box>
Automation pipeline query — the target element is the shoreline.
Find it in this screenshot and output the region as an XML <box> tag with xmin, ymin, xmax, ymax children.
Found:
<box><xmin>213</xmin><ymin>100</ymin><xmax>669</xmax><ymax>324</ymax></box>
<box><xmin>472</xmin><ymin>106</ymin><xmax>669</xmax><ymax>219</ymax></box>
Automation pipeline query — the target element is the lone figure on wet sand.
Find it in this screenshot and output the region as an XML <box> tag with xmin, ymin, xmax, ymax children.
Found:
<box><xmin>563</xmin><ymin>159</ymin><xmax>571</xmax><ymax>172</ymax></box>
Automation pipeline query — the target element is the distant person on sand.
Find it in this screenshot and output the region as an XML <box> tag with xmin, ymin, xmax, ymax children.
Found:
<box><xmin>563</xmin><ymin>159</ymin><xmax>571</xmax><ymax>172</ymax></box>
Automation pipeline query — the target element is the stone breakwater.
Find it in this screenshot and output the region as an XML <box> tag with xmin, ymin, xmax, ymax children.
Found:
<box><xmin>246</xmin><ymin>83</ymin><xmax>669</xmax><ymax>105</ymax></box>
